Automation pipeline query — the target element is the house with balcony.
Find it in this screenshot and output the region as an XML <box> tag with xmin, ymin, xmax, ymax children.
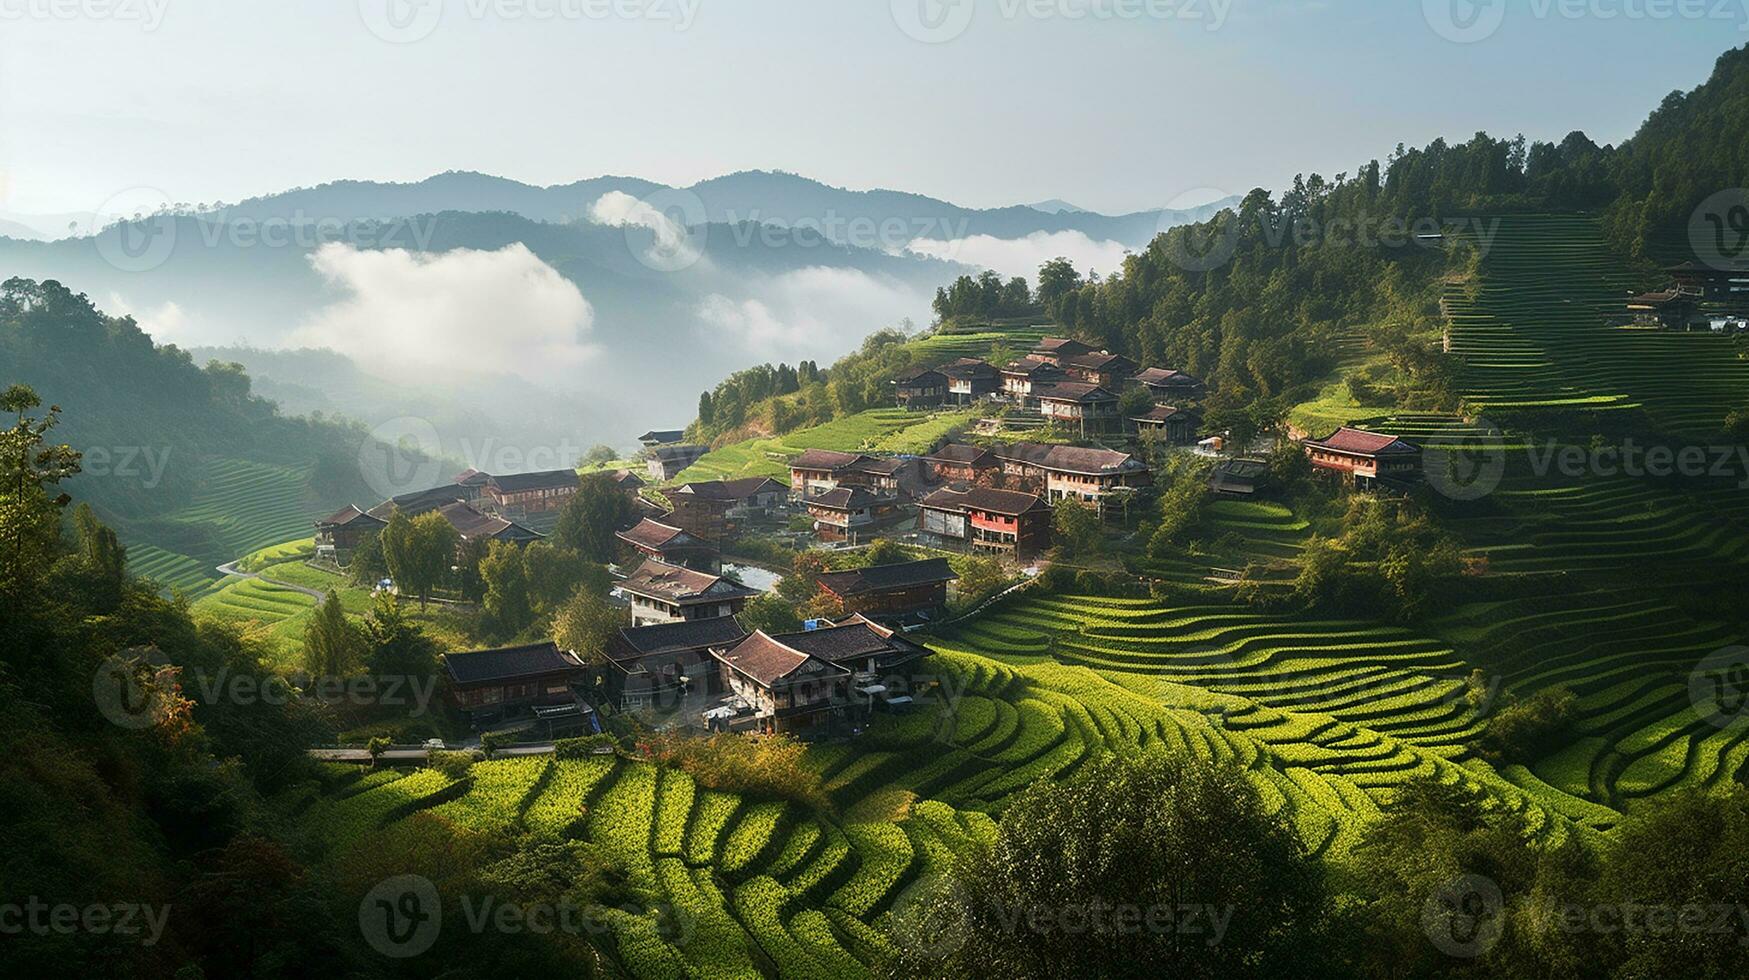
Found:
<box><xmin>601</xmin><ymin>616</ymin><xmax>748</xmax><ymax>713</ymax></box>
<box><xmin>313</xmin><ymin>505</ymin><xmax>387</xmax><ymax>564</ymax></box>
<box><xmin>806</xmin><ymin>487</ymin><xmax>902</xmax><ymax>544</ymax></box>
<box><xmin>617</xmin><ymin>517</ymin><xmax>719</xmax><ymax>572</ymax></box>
<box><xmin>710</xmin><ymin>631</ymin><xmax>850</xmax><ymax>735</ymax></box>
<box><xmin>1000</xmin><ymin>357</ymin><xmax>1068</xmax><ymax>404</ymax></box>
<box><xmin>619</xmin><ymin>557</ymin><xmax>760</xmax><ymax>626</ymax></box>
<box><xmin>815</xmin><ymin>558</ymin><xmax>957</xmax><ymax>621</ymax></box>
<box><xmin>995</xmin><ymin>442</ymin><xmax>1152</xmax><ymax>518</ymax></box>
<box><xmin>923</xmin><ymin>443</ymin><xmax>999</xmax><ymax>485</ymax></box>
<box><xmin>1303</xmin><ymin>427</ymin><xmax>1423</xmax><ymax>488</ymax></box>
<box><xmin>1061</xmin><ymin>351</ymin><xmax>1139</xmax><ymax>390</ymax></box>
<box><xmin>1131</xmin><ymin>367</ymin><xmax>1206</xmax><ymax>403</ymax></box>
<box><xmin>444</xmin><ymin>642</ymin><xmax>591</xmax><ymax>733</ymax></box>
<box><xmin>1033</xmin><ymin>382</ymin><xmax>1120</xmax><ymax>433</ymax></box>
<box><xmin>1031</xmin><ymin>337</ymin><xmax>1098</xmax><ymax>365</ymax></box>
<box><xmin>892</xmin><ymin>367</ymin><xmax>948</xmax><ymax>410</ymax></box>
<box><xmin>647</xmin><ymin>444</ymin><xmax>709</xmax><ymax>482</ymax></box>
<box><xmin>939</xmin><ymin>358</ymin><xmax>1000</xmax><ymax>403</ymax></box>
<box><xmin>1132</xmin><ymin>405</ymin><xmax>1203</xmax><ymax>446</ymax></box>
<box><xmin>918</xmin><ymin>485</ymin><xmax>1051</xmax><ymax>559</ymax></box>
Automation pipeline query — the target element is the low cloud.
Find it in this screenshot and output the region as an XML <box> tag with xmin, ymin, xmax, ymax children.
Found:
<box><xmin>907</xmin><ymin>230</ymin><xmax>1133</xmax><ymax>281</ymax></box>
<box><xmin>588</xmin><ymin>190</ymin><xmax>704</xmax><ymax>271</ymax></box>
<box><xmin>106</xmin><ymin>294</ymin><xmax>192</xmax><ymax>344</ymax></box>
<box><xmin>695</xmin><ymin>267</ymin><xmax>930</xmax><ymax>361</ymax></box>
<box><xmin>291</xmin><ymin>243</ymin><xmax>598</xmax><ymax>387</ymax></box>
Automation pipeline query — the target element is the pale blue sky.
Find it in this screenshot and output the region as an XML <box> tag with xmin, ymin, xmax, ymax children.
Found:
<box><xmin>2</xmin><ymin>0</ymin><xmax>1744</xmax><ymax>217</ymax></box>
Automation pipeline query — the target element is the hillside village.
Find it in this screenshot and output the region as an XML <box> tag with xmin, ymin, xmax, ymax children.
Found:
<box><xmin>310</xmin><ymin>331</ymin><xmax>1433</xmax><ymax>743</ymax></box>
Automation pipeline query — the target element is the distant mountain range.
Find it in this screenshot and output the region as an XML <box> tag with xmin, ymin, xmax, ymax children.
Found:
<box><xmin>0</xmin><ymin>171</ymin><xmax>1237</xmax><ymax>448</ymax></box>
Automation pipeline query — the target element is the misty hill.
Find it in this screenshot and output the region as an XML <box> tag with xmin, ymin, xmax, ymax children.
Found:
<box><xmin>201</xmin><ymin>169</ymin><xmax>1235</xmax><ymax>249</ymax></box>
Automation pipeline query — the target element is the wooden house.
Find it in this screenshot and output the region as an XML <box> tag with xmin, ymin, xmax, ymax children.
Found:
<box><xmin>437</xmin><ymin>501</ymin><xmax>543</xmax><ymax>557</ymax></box>
<box><xmin>1033</xmin><ymin>382</ymin><xmax>1120</xmax><ymax>433</ymax></box>
<box><xmin>789</xmin><ymin>449</ymin><xmax>875</xmax><ymax>499</ymax></box>
<box><xmin>806</xmin><ymin>487</ymin><xmax>902</xmax><ymax>544</ymax></box>
<box><xmin>939</xmin><ymin>358</ymin><xmax>1000</xmax><ymax>403</ymax></box>
<box><xmin>1208</xmin><ymin>457</ymin><xmax>1271</xmax><ymax>497</ymax></box>
<box><xmin>601</xmin><ymin>616</ymin><xmax>747</xmax><ymax>712</ymax></box>
<box><xmin>924</xmin><ymin>443</ymin><xmax>999</xmax><ymax>485</ymax></box>
<box><xmin>313</xmin><ymin>505</ymin><xmax>386</xmax><ymax>564</ymax></box>
<box><xmin>918</xmin><ymin>486</ymin><xmax>1051</xmax><ymax>559</ymax></box>
<box><xmin>995</xmin><ymin>442</ymin><xmax>1152</xmax><ymax>518</ymax></box>
<box><xmin>1000</xmin><ymin>357</ymin><xmax>1068</xmax><ymax>403</ymax></box>
<box><xmin>646</xmin><ymin>444</ymin><xmax>709</xmax><ymax>482</ymax></box>
<box><xmin>1666</xmin><ymin>261</ymin><xmax>1749</xmax><ymax>302</ymax></box>
<box><xmin>617</xmin><ymin>518</ymin><xmax>719</xmax><ymax>572</ymax></box>
<box><xmin>484</xmin><ymin>469</ymin><xmax>580</xmax><ymax>516</ymax></box>
<box><xmin>1031</xmin><ymin>337</ymin><xmax>1097</xmax><ymax>365</ymax></box>
<box><xmin>1131</xmin><ymin>367</ymin><xmax>1205</xmax><ymax>403</ymax></box>
<box><xmin>444</xmin><ymin>642</ymin><xmax>589</xmax><ymax>731</ymax></box>
<box><xmin>1132</xmin><ymin>405</ymin><xmax>1203</xmax><ymax>446</ymax></box>
<box><xmin>639</xmin><ymin>429</ymin><xmax>687</xmax><ymax>447</ymax></box>
<box><xmin>710</xmin><ymin>631</ymin><xmax>849</xmax><ymax>735</ymax></box>
<box><xmin>618</xmin><ymin>557</ymin><xmax>760</xmax><ymax>627</ymax></box>
<box><xmin>610</xmin><ymin>469</ymin><xmax>647</xmax><ymax>495</ymax></box>
<box><xmin>1303</xmin><ymin>427</ymin><xmax>1423</xmax><ymax>488</ymax></box>
<box><xmin>891</xmin><ymin>368</ymin><xmax>949</xmax><ymax>410</ymax></box>
<box><xmin>1061</xmin><ymin>351</ymin><xmax>1139</xmax><ymax>390</ymax></box>
<box><xmin>674</xmin><ymin>477</ymin><xmax>789</xmax><ymax>519</ymax></box>
<box><xmin>767</xmin><ymin>615</ymin><xmax>932</xmax><ymax>683</ymax></box>
<box><xmin>815</xmin><ymin>558</ymin><xmax>957</xmax><ymax>621</ymax></box>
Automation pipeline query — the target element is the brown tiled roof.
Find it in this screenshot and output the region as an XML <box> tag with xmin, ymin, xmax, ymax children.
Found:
<box><xmin>1307</xmin><ymin>427</ymin><xmax>1420</xmax><ymax>456</ymax></box>
<box><xmin>919</xmin><ymin>485</ymin><xmax>1047</xmax><ymax>516</ymax></box>
<box><xmin>650</xmin><ymin>444</ymin><xmax>709</xmax><ymax>462</ymax></box>
<box><xmin>316</xmin><ymin>504</ymin><xmax>385</xmax><ymax>528</ymax></box>
<box><xmin>1033</xmin><ymin>337</ymin><xmax>1095</xmax><ymax>356</ymax></box>
<box><xmin>438</xmin><ymin>501</ymin><xmax>542</xmax><ymax>542</ymax></box>
<box><xmin>608</xmin><ymin>616</ymin><xmax>748</xmax><ymax>663</ymax></box>
<box><xmin>677</xmin><ymin>477</ymin><xmax>786</xmax><ymax>500</ymax></box>
<box><xmin>611</xmin><ymin>469</ymin><xmax>646</xmax><ymax>489</ymax></box>
<box><xmin>997</xmin><ymin>442</ymin><xmax>1147</xmax><ymax>475</ymax></box>
<box><xmin>938</xmin><ymin>358</ymin><xmax>998</xmax><ymax>380</ymax></box>
<box><xmin>926</xmin><ymin>444</ymin><xmax>995</xmax><ymax>466</ymax></box>
<box><xmin>789</xmin><ymin>449</ymin><xmax>867</xmax><ymax>472</ymax></box>
<box><xmin>366</xmin><ymin>485</ymin><xmax>470</xmax><ymax>520</ymax></box>
<box><xmin>488</xmin><ymin>469</ymin><xmax>581</xmax><ymax>493</ymax></box>
<box><xmin>769</xmin><ymin>621</ymin><xmax>931</xmax><ymax>668</ymax></box>
<box><xmin>1001</xmin><ymin>357</ymin><xmax>1067</xmax><ymax>378</ymax></box>
<box><xmin>816</xmin><ymin>558</ymin><xmax>957</xmax><ymax>596</ymax></box>
<box><xmin>639</xmin><ymin>429</ymin><xmax>686</xmax><ymax>444</ymax></box>
<box><xmin>893</xmin><ymin>368</ymin><xmax>947</xmax><ymax>387</ymax></box>
<box><xmin>854</xmin><ymin>457</ymin><xmax>907</xmax><ymax>477</ymax></box>
<box><xmin>1033</xmin><ymin>381</ymin><xmax>1117</xmax><ymax>403</ymax></box>
<box><xmin>454</xmin><ymin>468</ymin><xmax>490</xmax><ymax>486</ymax></box>
<box><xmin>714</xmin><ymin>631</ymin><xmax>848</xmax><ymax>687</ymax></box>
<box><xmin>1133</xmin><ymin>405</ymin><xmax>1201</xmax><ymax>423</ymax></box>
<box><xmin>810</xmin><ymin>486</ymin><xmax>896</xmax><ymax>511</ymax></box>
<box><xmin>1064</xmin><ymin>352</ymin><xmax>1137</xmax><ymax>372</ymax></box>
<box><xmin>619</xmin><ymin>557</ymin><xmax>759</xmax><ymax>603</ymax></box>
<box><xmin>1132</xmin><ymin>367</ymin><xmax>1201</xmax><ymax>388</ymax></box>
<box><xmin>616</xmin><ymin>518</ymin><xmax>702</xmax><ymax>551</ymax></box>
<box><xmin>445</xmin><ymin>642</ymin><xmax>584</xmax><ymax>685</ymax></box>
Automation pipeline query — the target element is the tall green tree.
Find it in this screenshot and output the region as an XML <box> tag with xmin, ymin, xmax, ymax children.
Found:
<box><xmin>0</xmin><ymin>384</ymin><xmax>80</xmax><ymax>595</ymax></box>
<box><xmin>1051</xmin><ymin>497</ymin><xmax>1102</xmax><ymax>558</ymax></box>
<box><xmin>554</xmin><ymin>472</ymin><xmax>637</xmax><ymax>563</ymax></box>
<box><xmin>303</xmin><ymin>589</ymin><xmax>363</xmax><ymax>677</ymax></box>
<box><xmin>480</xmin><ymin>539</ymin><xmax>535</xmax><ymax>637</ymax></box>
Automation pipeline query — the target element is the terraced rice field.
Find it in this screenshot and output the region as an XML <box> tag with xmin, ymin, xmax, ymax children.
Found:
<box><xmin>678</xmin><ymin>408</ymin><xmax>977</xmax><ymax>483</ymax></box>
<box><xmin>1135</xmin><ymin>498</ymin><xmax>1311</xmax><ymax>589</ymax></box>
<box><xmin>901</xmin><ymin>324</ymin><xmax>1053</xmax><ymax>363</ymax></box>
<box><xmin>127</xmin><ymin>457</ymin><xmax>324</xmax><ymax>596</ymax></box>
<box><xmin>1446</xmin><ymin>214</ymin><xmax>1749</xmax><ymax>435</ymax></box>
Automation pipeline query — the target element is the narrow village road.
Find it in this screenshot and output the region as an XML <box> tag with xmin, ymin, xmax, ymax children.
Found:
<box><xmin>214</xmin><ymin>560</ymin><xmax>328</xmax><ymax>600</ymax></box>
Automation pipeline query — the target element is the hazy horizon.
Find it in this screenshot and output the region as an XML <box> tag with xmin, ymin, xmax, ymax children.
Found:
<box><xmin>4</xmin><ymin>1</ymin><xmax>1743</xmax><ymax>220</ymax></box>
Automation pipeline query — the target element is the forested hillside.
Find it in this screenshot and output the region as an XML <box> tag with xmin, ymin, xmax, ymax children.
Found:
<box><xmin>0</xmin><ymin>279</ymin><xmax>386</xmax><ymax>592</ymax></box>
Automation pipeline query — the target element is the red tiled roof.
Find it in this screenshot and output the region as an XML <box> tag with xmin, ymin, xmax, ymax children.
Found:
<box><xmin>919</xmin><ymin>486</ymin><xmax>1046</xmax><ymax>517</ymax></box>
<box><xmin>714</xmin><ymin>631</ymin><xmax>848</xmax><ymax>687</ymax></box>
<box><xmin>1306</xmin><ymin>427</ymin><xmax>1420</xmax><ymax>456</ymax></box>
<box><xmin>316</xmin><ymin>504</ymin><xmax>385</xmax><ymax>528</ymax></box>
<box><xmin>619</xmin><ymin>557</ymin><xmax>759</xmax><ymax>603</ymax></box>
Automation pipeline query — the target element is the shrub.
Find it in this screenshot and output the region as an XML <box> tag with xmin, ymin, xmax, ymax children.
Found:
<box><xmin>554</xmin><ymin>733</ymin><xmax>621</xmax><ymax>759</ymax></box>
<box><xmin>638</xmin><ymin>731</ymin><xmax>830</xmax><ymax>812</ymax></box>
<box><xmin>428</xmin><ymin>749</ymin><xmax>478</xmax><ymax>779</ymax></box>
<box><xmin>1474</xmin><ymin>687</ymin><xmax>1578</xmax><ymax>763</ymax></box>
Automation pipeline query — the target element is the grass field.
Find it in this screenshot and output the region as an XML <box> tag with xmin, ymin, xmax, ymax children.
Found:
<box><xmin>677</xmin><ymin>407</ymin><xmax>979</xmax><ymax>483</ymax></box>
